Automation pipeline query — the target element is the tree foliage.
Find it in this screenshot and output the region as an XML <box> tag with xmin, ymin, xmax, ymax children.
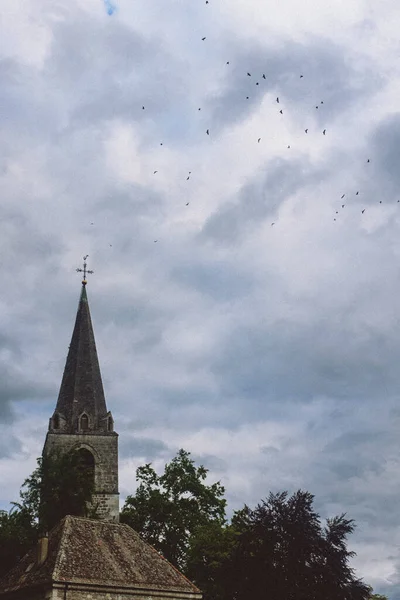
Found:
<box><xmin>0</xmin><ymin>508</ymin><xmax>37</xmax><ymax>578</ymax></box>
<box><xmin>17</xmin><ymin>449</ymin><xmax>97</xmax><ymax>532</ymax></box>
<box><xmin>221</xmin><ymin>490</ymin><xmax>372</xmax><ymax>600</ymax></box>
<box><xmin>120</xmin><ymin>449</ymin><xmax>226</xmax><ymax>570</ymax></box>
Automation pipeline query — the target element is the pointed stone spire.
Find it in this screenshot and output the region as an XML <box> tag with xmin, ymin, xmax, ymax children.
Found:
<box><xmin>51</xmin><ymin>282</ymin><xmax>110</xmax><ymax>434</ymax></box>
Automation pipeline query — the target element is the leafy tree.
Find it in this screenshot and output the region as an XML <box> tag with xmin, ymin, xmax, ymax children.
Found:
<box><xmin>15</xmin><ymin>449</ymin><xmax>97</xmax><ymax>532</ymax></box>
<box><xmin>0</xmin><ymin>508</ymin><xmax>37</xmax><ymax>578</ymax></box>
<box><xmin>120</xmin><ymin>449</ymin><xmax>226</xmax><ymax>570</ymax></box>
<box><xmin>224</xmin><ymin>490</ymin><xmax>371</xmax><ymax>600</ymax></box>
<box><xmin>368</xmin><ymin>593</ymin><xmax>389</xmax><ymax>600</ymax></box>
<box><xmin>186</xmin><ymin>520</ymin><xmax>239</xmax><ymax>600</ymax></box>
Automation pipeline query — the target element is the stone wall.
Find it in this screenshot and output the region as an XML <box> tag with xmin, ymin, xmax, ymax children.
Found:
<box><xmin>43</xmin><ymin>432</ymin><xmax>119</xmax><ymax>521</ymax></box>
<box><xmin>51</xmin><ymin>584</ymin><xmax>202</xmax><ymax>600</ymax></box>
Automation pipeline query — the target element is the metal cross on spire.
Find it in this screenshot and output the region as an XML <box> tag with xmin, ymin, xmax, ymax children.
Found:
<box><xmin>76</xmin><ymin>255</ymin><xmax>94</xmax><ymax>285</ymax></box>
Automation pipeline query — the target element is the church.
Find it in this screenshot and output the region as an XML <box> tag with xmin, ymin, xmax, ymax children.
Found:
<box><xmin>0</xmin><ymin>268</ymin><xmax>202</xmax><ymax>600</ymax></box>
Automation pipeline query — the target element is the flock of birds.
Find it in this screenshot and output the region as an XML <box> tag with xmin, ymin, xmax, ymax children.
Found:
<box><xmin>94</xmin><ymin>0</ymin><xmax>393</xmax><ymax>242</ymax></box>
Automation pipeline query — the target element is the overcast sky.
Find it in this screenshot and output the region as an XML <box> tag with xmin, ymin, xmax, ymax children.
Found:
<box><xmin>1</xmin><ymin>0</ymin><xmax>400</xmax><ymax>595</ymax></box>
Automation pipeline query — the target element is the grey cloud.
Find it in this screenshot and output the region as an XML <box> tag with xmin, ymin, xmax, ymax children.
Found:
<box><xmin>119</xmin><ymin>436</ymin><xmax>168</xmax><ymax>460</ymax></box>
<box><xmin>201</xmin><ymin>157</ymin><xmax>326</xmax><ymax>244</ymax></box>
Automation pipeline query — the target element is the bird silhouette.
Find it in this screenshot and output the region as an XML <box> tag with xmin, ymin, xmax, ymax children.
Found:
<box><xmin>305</xmin><ymin>129</ymin><xmax>308</xmax><ymax>133</ymax></box>
<box><xmin>342</xmin><ymin>205</ymin><xmax>345</xmax><ymax>208</ymax></box>
<box><xmin>276</xmin><ymin>97</ymin><xmax>279</xmax><ymax>103</ymax></box>
<box><xmin>226</xmin><ymin>61</ymin><xmax>229</xmax><ymax>64</ymax></box>
<box><xmin>287</xmin><ymin>145</ymin><xmax>291</xmax><ymax>148</ymax></box>
<box><xmin>202</xmin><ymin>37</ymin><xmax>206</xmax><ymax>40</ymax></box>
<box><xmin>300</xmin><ymin>74</ymin><xmax>303</xmax><ymax>78</ymax></box>
<box><xmin>247</xmin><ymin>72</ymin><xmax>251</xmax><ymax>76</ymax></box>
<box><xmin>258</xmin><ymin>138</ymin><xmax>261</xmax><ymax>143</ymax></box>
<box><xmin>323</xmin><ymin>129</ymin><xmax>326</xmax><ymax>135</ymax></box>
<box><xmin>271</xmin><ymin>222</ymin><xmax>275</xmax><ymax>226</ymax></box>
<box><xmin>316</xmin><ymin>106</ymin><xmax>319</xmax><ymax>109</ymax></box>
<box><xmin>280</xmin><ymin>109</ymin><xmax>283</xmax><ymax>114</ymax></box>
<box><xmin>367</xmin><ymin>159</ymin><xmax>370</xmax><ymax>163</ymax></box>
<box><xmin>341</xmin><ymin>194</ymin><xmax>345</xmax><ymax>199</ymax></box>
<box><xmin>361</xmin><ymin>209</ymin><xmax>365</xmax><ymax>213</ymax></box>
<box><xmin>256</xmin><ymin>82</ymin><xmax>259</xmax><ymax>85</ymax></box>
<box><xmin>186</xmin><ymin>202</ymin><xmax>190</xmax><ymax>206</ymax></box>
<box><xmin>262</xmin><ymin>74</ymin><xmax>266</xmax><ymax>79</ymax></box>
<box><xmin>356</xmin><ymin>191</ymin><xmax>359</xmax><ymax>195</ymax></box>
<box><xmin>206</xmin><ymin>129</ymin><xmax>209</xmax><ymax>135</ymax></box>
<box><xmin>153</xmin><ymin>170</ymin><xmax>158</xmax><ymax>174</ymax></box>
<box><xmin>142</xmin><ymin>106</ymin><xmax>145</xmax><ymax>110</ymax></box>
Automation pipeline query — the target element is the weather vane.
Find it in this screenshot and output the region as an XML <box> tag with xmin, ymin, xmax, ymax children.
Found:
<box><xmin>76</xmin><ymin>255</ymin><xmax>94</xmax><ymax>285</ymax></box>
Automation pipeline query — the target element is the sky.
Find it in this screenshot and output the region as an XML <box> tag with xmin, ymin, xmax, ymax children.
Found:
<box><xmin>1</xmin><ymin>0</ymin><xmax>400</xmax><ymax>595</ymax></box>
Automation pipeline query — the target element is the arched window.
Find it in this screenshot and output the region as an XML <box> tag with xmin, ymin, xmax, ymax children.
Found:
<box><xmin>107</xmin><ymin>416</ymin><xmax>113</xmax><ymax>432</ymax></box>
<box><xmin>53</xmin><ymin>414</ymin><xmax>60</xmax><ymax>429</ymax></box>
<box><xmin>75</xmin><ymin>448</ymin><xmax>95</xmax><ymax>487</ymax></box>
<box><xmin>80</xmin><ymin>413</ymin><xmax>89</xmax><ymax>431</ymax></box>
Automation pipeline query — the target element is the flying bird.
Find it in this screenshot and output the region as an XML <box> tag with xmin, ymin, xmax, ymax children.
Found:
<box><xmin>367</xmin><ymin>159</ymin><xmax>370</xmax><ymax>163</ymax></box>
<box><xmin>316</xmin><ymin>106</ymin><xmax>319</xmax><ymax>109</ymax></box>
<box><xmin>206</xmin><ymin>129</ymin><xmax>209</xmax><ymax>135</ymax></box>
<box><xmin>323</xmin><ymin>129</ymin><xmax>326</xmax><ymax>135</ymax></box>
<box><xmin>356</xmin><ymin>191</ymin><xmax>359</xmax><ymax>195</ymax></box>
<box><xmin>305</xmin><ymin>129</ymin><xmax>308</xmax><ymax>133</ymax></box>
<box><xmin>300</xmin><ymin>74</ymin><xmax>303</xmax><ymax>78</ymax></box>
<box><xmin>361</xmin><ymin>209</ymin><xmax>365</xmax><ymax>213</ymax></box>
<box><xmin>153</xmin><ymin>170</ymin><xmax>158</xmax><ymax>174</ymax></box>
<box><xmin>142</xmin><ymin>106</ymin><xmax>145</xmax><ymax>110</ymax></box>
<box><xmin>262</xmin><ymin>74</ymin><xmax>266</xmax><ymax>79</ymax></box>
<box><xmin>202</xmin><ymin>36</ymin><xmax>206</xmax><ymax>41</ymax></box>
<box><xmin>256</xmin><ymin>82</ymin><xmax>259</xmax><ymax>85</ymax></box>
<box><xmin>247</xmin><ymin>72</ymin><xmax>251</xmax><ymax>76</ymax></box>
<box><xmin>287</xmin><ymin>145</ymin><xmax>291</xmax><ymax>148</ymax></box>
<box><xmin>276</xmin><ymin>97</ymin><xmax>279</xmax><ymax>103</ymax></box>
<box><xmin>341</xmin><ymin>194</ymin><xmax>345</xmax><ymax>199</ymax></box>
<box><xmin>186</xmin><ymin>202</ymin><xmax>190</xmax><ymax>206</ymax></box>
<box><xmin>246</xmin><ymin>96</ymin><xmax>249</xmax><ymax>99</ymax></box>
<box><xmin>258</xmin><ymin>138</ymin><xmax>261</xmax><ymax>143</ymax></box>
<box><xmin>280</xmin><ymin>109</ymin><xmax>283</xmax><ymax>114</ymax></box>
<box><xmin>342</xmin><ymin>205</ymin><xmax>345</xmax><ymax>208</ymax></box>
<box><xmin>226</xmin><ymin>61</ymin><xmax>229</xmax><ymax>64</ymax></box>
<box><xmin>271</xmin><ymin>222</ymin><xmax>275</xmax><ymax>226</ymax></box>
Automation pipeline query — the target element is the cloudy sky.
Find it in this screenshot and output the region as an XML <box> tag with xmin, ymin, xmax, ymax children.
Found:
<box><xmin>1</xmin><ymin>0</ymin><xmax>400</xmax><ymax>595</ymax></box>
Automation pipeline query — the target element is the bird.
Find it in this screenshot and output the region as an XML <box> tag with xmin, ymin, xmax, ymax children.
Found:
<box><xmin>206</xmin><ymin>129</ymin><xmax>209</xmax><ymax>135</ymax></box>
<box><xmin>90</xmin><ymin>222</ymin><xmax>94</xmax><ymax>225</ymax></box>
<box><xmin>379</xmin><ymin>200</ymin><xmax>382</xmax><ymax>203</ymax></box>
<box><xmin>342</xmin><ymin>204</ymin><xmax>345</xmax><ymax>208</ymax></box>
<box><xmin>276</xmin><ymin>97</ymin><xmax>279</xmax><ymax>103</ymax></box>
<box><xmin>305</xmin><ymin>129</ymin><xmax>308</xmax><ymax>133</ymax></box>
<box><xmin>262</xmin><ymin>74</ymin><xmax>266</xmax><ymax>79</ymax></box>
<box><xmin>367</xmin><ymin>159</ymin><xmax>370</xmax><ymax>163</ymax></box>
<box><xmin>154</xmin><ymin>240</ymin><xmax>158</xmax><ymax>242</ymax></box>
<box><xmin>142</xmin><ymin>106</ymin><xmax>145</xmax><ymax>110</ymax></box>
<box><xmin>258</xmin><ymin>138</ymin><xmax>261</xmax><ymax>143</ymax></box>
<box><xmin>280</xmin><ymin>109</ymin><xmax>283</xmax><ymax>114</ymax></box>
<box><xmin>287</xmin><ymin>145</ymin><xmax>291</xmax><ymax>148</ymax></box>
<box><xmin>341</xmin><ymin>194</ymin><xmax>345</xmax><ymax>199</ymax></box>
<box><xmin>316</xmin><ymin>106</ymin><xmax>319</xmax><ymax>109</ymax></box>
<box><xmin>202</xmin><ymin>36</ymin><xmax>206</xmax><ymax>41</ymax></box>
<box><xmin>300</xmin><ymin>74</ymin><xmax>303</xmax><ymax>78</ymax></box>
<box><xmin>109</xmin><ymin>244</ymin><xmax>112</xmax><ymax>247</ymax></box>
<box><xmin>160</xmin><ymin>142</ymin><xmax>163</xmax><ymax>146</ymax></box>
<box><xmin>186</xmin><ymin>176</ymin><xmax>190</xmax><ymax>180</ymax></box>
<box><xmin>256</xmin><ymin>82</ymin><xmax>259</xmax><ymax>85</ymax></box>
<box><xmin>271</xmin><ymin>222</ymin><xmax>275</xmax><ymax>226</ymax></box>
<box><xmin>321</xmin><ymin>101</ymin><xmax>324</xmax><ymax>104</ymax></box>
<box><xmin>153</xmin><ymin>170</ymin><xmax>158</xmax><ymax>174</ymax></box>
<box><xmin>186</xmin><ymin>202</ymin><xmax>190</xmax><ymax>206</ymax></box>
<box><xmin>361</xmin><ymin>209</ymin><xmax>365</xmax><ymax>213</ymax></box>
<box><xmin>226</xmin><ymin>61</ymin><xmax>229</xmax><ymax>65</ymax></box>
<box><xmin>398</xmin><ymin>200</ymin><xmax>400</xmax><ymax>203</ymax></box>
<box><xmin>356</xmin><ymin>191</ymin><xmax>359</xmax><ymax>195</ymax></box>
<box><xmin>198</xmin><ymin>108</ymin><xmax>201</xmax><ymax>111</ymax></box>
<box><xmin>246</xmin><ymin>96</ymin><xmax>249</xmax><ymax>99</ymax></box>
<box><xmin>247</xmin><ymin>72</ymin><xmax>251</xmax><ymax>76</ymax></box>
<box><xmin>323</xmin><ymin>129</ymin><xmax>326</xmax><ymax>135</ymax></box>
<box><xmin>336</xmin><ymin>211</ymin><xmax>338</xmax><ymax>214</ymax></box>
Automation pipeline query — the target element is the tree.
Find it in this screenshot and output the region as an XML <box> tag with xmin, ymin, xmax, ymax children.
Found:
<box><xmin>16</xmin><ymin>449</ymin><xmax>97</xmax><ymax>532</ymax></box>
<box><xmin>224</xmin><ymin>490</ymin><xmax>371</xmax><ymax>600</ymax></box>
<box><xmin>368</xmin><ymin>593</ymin><xmax>389</xmax><ymax>600</ymax></box>
<box><xmin>120</xmin><ymin>449</ymin><xmax>226</xmax><ymax>570</ymax></box>
<box><xmin>0</xmin><ymin>508</ymin><xmax>37</xmax><ymax>578</ymax></box>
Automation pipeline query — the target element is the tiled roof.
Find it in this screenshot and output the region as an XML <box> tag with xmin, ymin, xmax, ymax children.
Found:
<box><xmin>0</xmin><ymin>516</ymin><xmax>201</xmax><ymax>596</ymax></box>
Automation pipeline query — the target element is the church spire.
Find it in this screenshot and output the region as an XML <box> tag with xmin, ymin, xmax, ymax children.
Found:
<box><xmin>50</xmin><ymin>263</ymin><xmax>111</xmax><ymax>434</ymax></box>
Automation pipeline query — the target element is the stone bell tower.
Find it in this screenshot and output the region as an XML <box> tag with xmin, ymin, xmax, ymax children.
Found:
<box><xmin>43</xmin><ymin>262</ymin><xmax>119</xmax><ymax>521</ymax></box>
